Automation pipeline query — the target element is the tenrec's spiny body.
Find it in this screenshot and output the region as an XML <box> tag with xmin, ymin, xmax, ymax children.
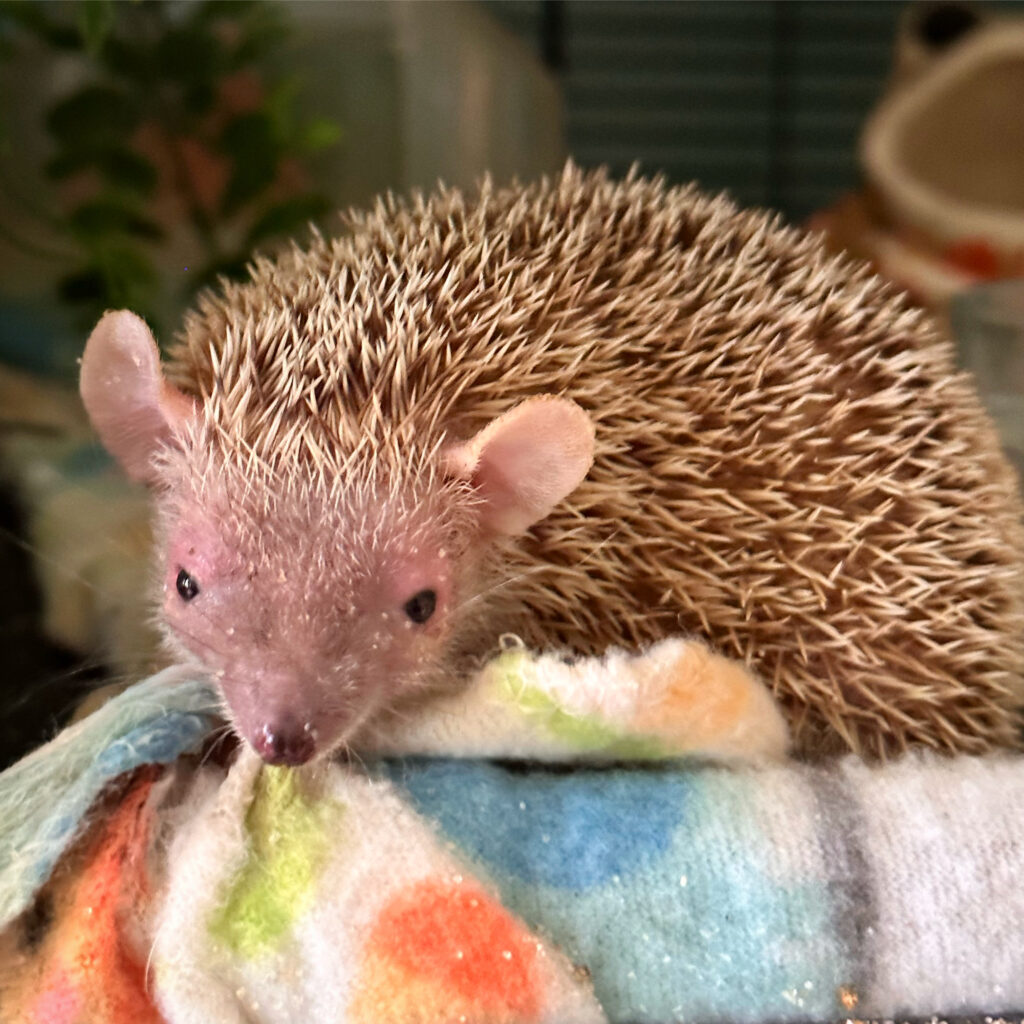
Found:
<box><xmin>168</xmin><ymin>165</ymin><xmax>1024</xmax><ymax>758</ymax></box>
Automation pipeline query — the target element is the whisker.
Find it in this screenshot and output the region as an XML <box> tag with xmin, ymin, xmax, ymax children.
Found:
<box><xmin>338</xmin><ymin>737</ymin><xmax>368</xmax><ymax>777</ymax></box>
<box><xmin>449</xmin><ymin>563</ymin><xmax>550</xmax><ymax>618</ymax></box>
<box><xmin>197</xmin><ymin>723</ymin><xmax>235</xmax><ymax>770</ymax></box>
<box><xmin>452</xmin><ymin>528</ymin><xmax>623</xmax><ymax>621</ymax></box>
<box><xmin>0</xmin><ymin>522</ymin><xmax>104</xmax><ymax>596</ymax></box>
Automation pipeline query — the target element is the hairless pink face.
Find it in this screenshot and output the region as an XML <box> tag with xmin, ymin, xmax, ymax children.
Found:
<box><xmin>80</xmin><ymin>311</ymin><xmax>595</xmax><ymax>764</ymax></box>
<box><xmin>156</xmin><ymin>483</ymin><xmax>465</xmax><ymax>764</ymax></box>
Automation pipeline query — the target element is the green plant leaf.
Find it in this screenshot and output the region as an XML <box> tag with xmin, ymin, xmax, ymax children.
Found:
<box><xmin>69</xmin><ymin>199</ymin><xmax>164</xmax><ymax>242</ymax></box>
<box><xmin>219</xmin><ymin>111</ymin><xmax>278</xmax><ymax>214</ymax></box>
<box><xmin>97</xmin><ymin>244</ymin><xmax>157</xmax><ymax>304</ymax></box>
<box><xmin>100</xmin><ymin>149</ymin><xmax>159</xmax><ymax>195</ymax></box>
<box><xmin>77</xmin><ymin>0</ymin><xmax>114</xmax><ymax>57</ymax></box>
<box><xmin>300</xmin><ymin>117</ymin><xmax>342</xmax><ymax>154</ymax></box>
<box><xmin>157</xmin><ymin>24</ymin><xmax>223</xmax><ymax>85</ymax></box>
<box><xmin>195</xmin><ymin>0</ymin><xmax>263</xmax><ymax>21</ymax></box>
<box><xmin>45</xmin><ymin>148</ymin><xmax>158</xmax><ymax>196</ymax></box>
<box><xmin>182</xmin><ymin>80</ymin><xmax>217</xmax><ymax>116</ymax></box>
<box><xmin>0</xmin><ymin>2</ymin><xmax>81</xmax><ymax>50</ymax></box>
<box><xmin>245</xmin><ymin>194</ymin><xmax>330</xmax><ymax>248</ymax></box>
<box><xmin>265</xmin><ymin>76</ymin><xmax>299</xmax><ymax>136</ymax></box>
<box><xmin>58</xmin><ymin>266</ymin><xmax>106</xmax><ymax>304</ymax></box>
<box><xmin>190</xmin><ymin>253</ymin><xmax>251</xmax><ymax>295</ymax></box>
<box><xmin>60</xmin><ymin>246</ymin><xmax>157</xmax><ymax>315</ymax></box>
<box><xmin>44</xmin><ymin>152</ymin><xmax>86</xmax><ymax>180</ymax></box>
<box><xmin>221</xmin><ymin>2</ymin><xmax>288</xmax><ymax>68</ymax></box>
<box><xmin>101</xmin><ymin>34</ymin><xmax>156</xmax><ymax>83</ymax></box>
<box><xmin>47</xmin><ymin>86</ymin><xmax>139</xmax><ymax>149</ymax></box>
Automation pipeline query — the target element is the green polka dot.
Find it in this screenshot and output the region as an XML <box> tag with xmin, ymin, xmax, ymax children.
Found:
<box><xmin>209</xmin><ymin>766</ymin><xmax>345</xmax><ymax>958</ymax></box>
<box><xmin>494</xmin><ymin>651</ymin><xmax>665</xmax><ymax>759</ymax></box>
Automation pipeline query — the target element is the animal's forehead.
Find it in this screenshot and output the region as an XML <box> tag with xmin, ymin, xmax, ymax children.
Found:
<box><xmin>163</xmin><ymin>444</ymin><xmax>464</xmax><ymax>567</ymax></box>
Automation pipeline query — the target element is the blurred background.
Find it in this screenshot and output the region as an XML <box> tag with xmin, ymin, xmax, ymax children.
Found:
<box><xmin>1</xmin><ymin>0</ymin><xmax>1023</xmax><ymax>766</ymax></box>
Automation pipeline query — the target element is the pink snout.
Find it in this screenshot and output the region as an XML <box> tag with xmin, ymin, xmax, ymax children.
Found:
<box><xmin>252</xmin><ymin>719</ymin><xmax>318</xmax><ymax>766</ymax></box>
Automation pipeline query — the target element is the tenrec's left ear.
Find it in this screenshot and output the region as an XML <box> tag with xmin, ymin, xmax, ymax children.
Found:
<box><xmin>80</xmin><ymin>310</ymin><xmax>196</xmax><ymax>484</ymax></box>
<box><xmin>443</xmin><ymin>395</ymin><xmax>596</xmax><ymax>535</ymax></box>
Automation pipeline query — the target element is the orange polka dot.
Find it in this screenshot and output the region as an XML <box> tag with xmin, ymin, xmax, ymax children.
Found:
<box><xmin>4</xmin><ymin>772</ymin><xmax>165</xmax><ymax>1024</ymax></box>
<box><xmin>354</xmin><ymin>877</ymin><xmax>541</xmax><ymax>1023</ymax></box>
<box><xmin>60</xmin><ymin>772</ymin><xmax>162</xmax><ymax>1023</ymax></box>
<box><xmin>633</xmin><ymin>643</ymin><xmax>752</xmax><ymax>743</ymax></box>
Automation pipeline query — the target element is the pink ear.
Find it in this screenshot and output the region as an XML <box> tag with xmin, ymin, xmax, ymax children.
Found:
<box><xmin>444</xmin><ymin>396</ymin><xmax>595</xmax><ymax>535</ymax></box>
<box><xmin>79</xmin><ymin>310</ymin><xmax>196</xmax><ymax>483</ymax></box>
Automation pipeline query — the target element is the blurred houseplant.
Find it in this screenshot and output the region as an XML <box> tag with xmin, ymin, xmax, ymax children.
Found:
<box><xmin>0</xmin><ymin>0</ymin><xmax>562</xmax><ymax>764</ymax></box>
<box><xmin>0</xmin><ymin>0</ymin><xmax>341</xmax><ymax>336</ymax></box>
<box><xmin>0</xmin><ymin>0</ymin><xmax>341</xmax><ymax>765</ymax></box>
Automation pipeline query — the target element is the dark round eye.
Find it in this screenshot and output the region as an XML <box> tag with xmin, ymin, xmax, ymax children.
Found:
<box><xmin>403</xmin><ymin>589</ymin><xmax>436</xmax><ymax>624</ymax></box>
<box><xmin>176</xmin><ymin>568</ymin><xmax>200</xmax><ymax>601</ymax></box>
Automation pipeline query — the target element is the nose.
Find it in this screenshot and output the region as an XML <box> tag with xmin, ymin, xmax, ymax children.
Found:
<box><xmin>252</xmin><ymin>720</ymin><xmax>317</xmax><ymax>766</ymax></box>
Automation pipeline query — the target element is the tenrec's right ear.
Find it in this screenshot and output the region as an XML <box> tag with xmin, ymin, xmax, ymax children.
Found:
<box><xmin>80</xmin><ymin>310</ymin><xmax>196</xmax><ymax>484</ymax></box>
<box><xmin>442</xmin><ymin>395</ymin><xmax>596</xmax><ymax>535</ymax></box>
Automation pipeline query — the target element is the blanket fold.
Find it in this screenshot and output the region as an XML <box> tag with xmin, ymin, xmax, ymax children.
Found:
<box><xmin>1</xmin><ymin>640</ymin><xmax>1022</xmax><ymax>1024</ymax></box>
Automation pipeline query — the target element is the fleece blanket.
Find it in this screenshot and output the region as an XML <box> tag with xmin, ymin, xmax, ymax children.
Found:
<box><xmin>1</xmin><ymin>644</ymin><xmax>1024</xmax><ymax>1023</ymax></box>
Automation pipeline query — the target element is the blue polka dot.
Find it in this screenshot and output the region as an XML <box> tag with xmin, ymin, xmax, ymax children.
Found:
<box><xmin>384</xmin><ymin>759</ymin><xmax>691</xmax><ymax>890</ymax></box>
